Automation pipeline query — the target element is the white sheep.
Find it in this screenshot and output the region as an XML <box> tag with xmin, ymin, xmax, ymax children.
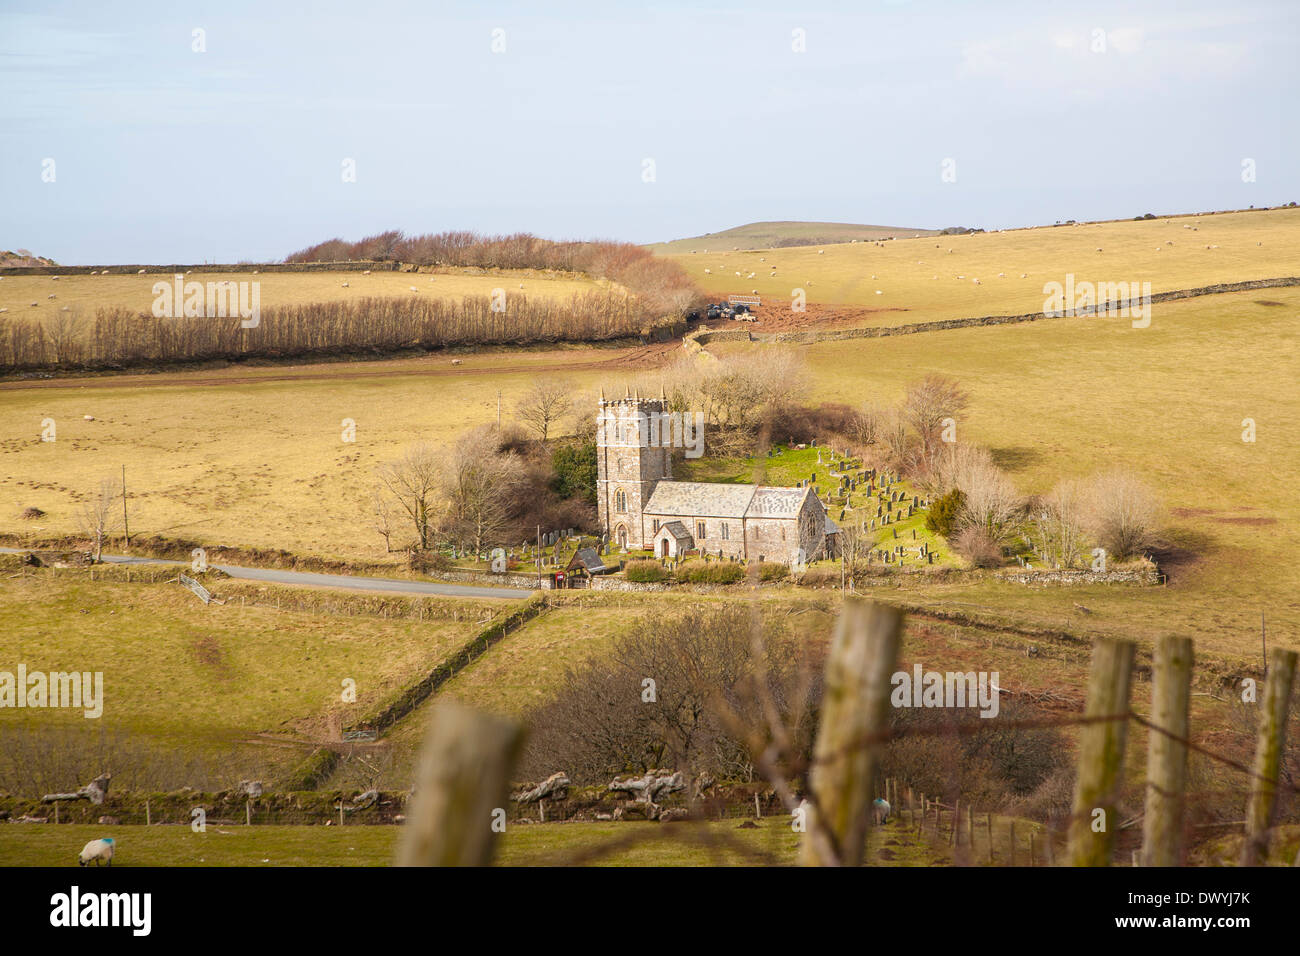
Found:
<box><xmin>47</xmin><ymin>293</ymin><xmax>56</xmax><ymax>299</ymax></box>
<box><xmin>137</xmin><ymin>269</ymin><xmax>146</xmax><ymax>274</ymax></box>
<box><xmin>363</xmin><ymin>269</ymin><xmax>371</xmax><ymax>275</ymax></box>
<box><xmin>704</xmin><ymin>269</ymin><xmax>711</xmax><ymax>274</ymax></box>
<box><xmin>818</xmin><ymin>250</ymin><xmax>824</xmax><ymax>254</ymax></box>
<box><xmin>871</xmin><ymin>798</ymin><xmax>890</xmax><ymax>825</ymax></box>
<box><xmin>409</xmin><ymin>285</ymin><xmax>418</xmax><ymax>292</ymax></box>
<box><xmin>1021</xmin><ymin>273</ymin><xmax>1027</xmax><ymax>278</ymax></box>
<box><xmin>875</xmin><ymin>290</ymin><xmax>883</xmax><ymax>295</ymax></box>
<box><xmin>51</xmin><ymin>275</ymin><xmax>60</xmax><ymax>281</ymax></box>
<box><xmin>78</xmin><ymin>837</ymin><xmax>115</xmax><ymax>867</ymax></box>
<box><xmin>341</xmin><ymin>281</ymin><xmax>349</xmax><ymax>287</ymax></box>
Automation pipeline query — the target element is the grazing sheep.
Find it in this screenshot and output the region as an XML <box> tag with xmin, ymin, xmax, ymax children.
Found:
<box><xmin>51</xmin><ymin>275</ymin><xmax>60</xmax><ymax>281</ymax></box>
<box><xmin>704</xmin><ymin>269</ymin><xmax>711</xmax><ymax>274</ymax></box>
<box><xmin>519</xmin><ymin>283</ymin><xmax>524</xmax><ymax>289</ymax></box>
<box><xmin>409</xmin><ymin>285</ymin><xmax>418</xmax><ymax>292</ymax></box>
<box><xmin>875</xmin><ymin>290</ymin><xmax>883</xmax><ymax>295</ymax></box>
<box><xmin>47</xmin><ymin>293</ymin><xmax>56</xmax><ymax>299</ymax></box>
<box><xmin>0</xmin><ymin>308</ymin><xmax>7</xmax><ymax>314</ymax></box>
<box><xmin>363</xmin><ymin>269</ymin><xmax>371</xmax><ymax>275</ymax></box>
<box><xmin>341</xmin><ymin>281</ymin><xmax>349</xmax><ymax>287</ymax></box>
<box><xmin>818</xmin><ymin>250</ymin><xmax>824</xmax><ymax>254</ymax></box>
<box><xmin>1096</xmin><ymin>247</ymin><xmax>1103</xmax><ymax>252</ymax></box>
<box><xmin>998</xmin><ymin>272</ymin><xmax>1005</xmax><ymax>277</ymax></box>
<box><xmin>78</xmin><ymin>837</ymin><xmax>115</xmax><ymax>867</ymax></box>
<box><xmin>30</xmin><ymin>301</ymin><xmax>38</xmax><ymax>307</ymax></box>
<box><xmin>871</xmin><ymin>798</ymin><xmax>890</xmax><ymax>825</ymax></box>
<box><xmin>137</xmin><ymin>269</ymin><xmax>146</xmax><ymax>274</ymax></box>
<box><xmin>972</xmin><ymin>278</ymin><xmax>980</xmax><ymax>284</ymax></box>
<box><xmin>451</xmin><ymin>358</ymin><xmax>462</xmax><ymax>366</ymax></box>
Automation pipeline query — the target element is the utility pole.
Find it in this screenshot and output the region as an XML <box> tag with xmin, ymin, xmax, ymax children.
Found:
<box><xmin>536</xmin><ymin>524</ymin><xmax>541</xmax><ymax>587</ymax></box>
<box><xmin>121</xmin><ymin>464</ymin><xmax>130</xmax><ymax>549</ymax></box>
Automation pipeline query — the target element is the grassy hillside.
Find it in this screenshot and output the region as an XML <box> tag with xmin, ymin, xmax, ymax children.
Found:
<box><xmin>709</xmin><ymin>285</ymin><xmax>1300</xmax><ymax>659</ymax></box>
<box><xmin>0</xmin><ymin>573</ymin><xmax>482</xmax><ymax>787</ymax></box>
<box><xmin>661</xmin><ymin>207</ymin><xmax>1300</xmax><ymax>319</ymax></box>
<box><xmin>647</xmin><ymin>220</ymin><xmax>939</xmax><ymax>255</ymax></box>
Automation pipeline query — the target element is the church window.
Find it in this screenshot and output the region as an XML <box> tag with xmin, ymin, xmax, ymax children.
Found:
<box><xmin>721</xmin><ymin>523</ymin><xmax>730</xmax><ymax>540</ymax></box>
<box><xmin>696</xmin><ymin>520</ymin><xmax>706</xmax><ymax>539</ymax></box>
<box><xmin>615</xmin><ymin>489</ymin><xmax>627</xmax><ymax>512</ymax></box>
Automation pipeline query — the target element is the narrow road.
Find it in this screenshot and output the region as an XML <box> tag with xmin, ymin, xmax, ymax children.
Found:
<box><xmin>0</xmin><ymin>548</ymin><xmax>534</xmax><ymax>600</ymax></box>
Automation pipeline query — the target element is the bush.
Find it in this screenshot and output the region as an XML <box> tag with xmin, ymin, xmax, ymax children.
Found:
<box><xmin>758</xmin><ymin>562</ymin><xmax>789</xmax><ymax>582</ymax></box>
<box><xmin>794</xmin><ymin>566</ymin><xmax>840</xmax><ymax>588</ymax></box>
<box><xmin>675</xmin><ymin>560</ymin><xmax>745</xmax><ymax>584</ymax></box>
<box><xmin>953</xmin><ymin>526</ymin><xmax>1003</xmax><ymax>568</ymax></box>
<box><xmin>550</xmin><ymin>441</ymin><xmax>597</xmax><ymax>503</ymax></box>
<box><xmin>926</xmin><ymin>489</ymin><xmax>966</xmax><ymax>537</ymax></box>
<box><xmin>624</xmin><ymin>559</ymin><xmax>669</xmax><ymax>583</ymax></box>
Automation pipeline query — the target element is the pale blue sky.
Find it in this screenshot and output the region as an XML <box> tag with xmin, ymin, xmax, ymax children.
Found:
<box><xmin>1</xmin><ymin>0</ymin><xmax>1296</xmax><ymax>264</ymax></box>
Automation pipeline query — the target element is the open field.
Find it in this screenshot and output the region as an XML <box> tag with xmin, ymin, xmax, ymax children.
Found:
<box><xmin>0</xmin><ymin>820</ymin><xmax>806</xmax><ymax>867</ymax></box>
<box><xmin>0</xmin><ymin>573</ymin><xmax>482</xmax><ymax>784</ymax></box>
<box><xmin>664</xmin><ymin>207</ymin><xmax>1300</xmax><ymax>322</ymax></box>
<box><xmin>647</xmin><ymin>220</ymin><xmax>939</xmax><ymax>255</ymax></box>
<box><xmin>0</xmin><ymin>268</ymin><xmax>609</xmax><ymax>321</ymax></box>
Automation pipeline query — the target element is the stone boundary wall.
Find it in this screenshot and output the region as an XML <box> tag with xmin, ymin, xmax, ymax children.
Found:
<box><xmin>685</xmin><ymin>276</ymin><xmax>1300</xmax><ymax>351</ymax></box>
<box><xmin>995</xmin><ymin>566</ymin><xmax>1160</xmax><ymax>587</ymax></box>
<box><xmin>431</xmin><ymin>568</ymin><xmax>554</xmax><ymax>590</ymax></box>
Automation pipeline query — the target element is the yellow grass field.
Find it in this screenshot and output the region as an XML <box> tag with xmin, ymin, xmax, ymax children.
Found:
<box><xmin>0</xmin><ymin>210</ymin><xmax>1296</xmax><ymax>665</ymax></box>
<box><xmin>0</xmin><ymin>267</ymin><xmax>610</xmax><ymax>321</ymax></box>
<box><xmin>665</xmin><ymin>207</ymin><xmax>1300</xmax><ymax>324</ymax></box>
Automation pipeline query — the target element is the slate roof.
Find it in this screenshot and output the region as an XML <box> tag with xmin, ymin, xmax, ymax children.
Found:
<box><xmin>643</xmin><ymin>481</ymin><xmax>757</xmax><ymax>518</ymax></box>
<box><xmin>824</xmin><ymin>516</ymin><xmax>841</xmax><ymax>535</ymax></box>
<box><xmin>643</xmin><ymin>481</ymin><xmax>816</xmax><ymax>521</ymax></box>
<box><xmin>656</xmin><ymin>520</ymin><xmax>694</xmax><ymax>543</ymax></box>
<box><xmin>748</xmin><ymin>486</ymin><xmax>810</xmax><ymax>518</ymax></box>
<box><xmin>567</xmin><ymin>547</ymin><xmax>611</xmax><ymax>574</ymax></box>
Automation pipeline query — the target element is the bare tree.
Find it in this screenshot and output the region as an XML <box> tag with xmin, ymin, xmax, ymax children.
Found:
<box><xmin>78</xmin><ymin>477</ymin><xmax>123</xmax><ymax>562</ymax></box>
<box><xmin>1029</xmin><ymin>479</ymin><xmax>1088</xmax><ymax>568</ymax></box>
<box><xmin>517</xmin><ymin>380</ymin><xmax>573</xmax><ymax>442</ymax></box>
<box><xmin>1085</xmin><ymin>470</ymin><xmax>1160</xmax><ymax>561</ymax></box>
<box><xmin>367</xmin><ymin>485</ymin><xmax>401</xmax><ymax>552</ymax></box>
<box><xmin>936</xmin><ymin>444</ymin><xmax>1022</xmax><ymax>546</ymax></box>
<box><xmin>903</xmin><ymin>374</ymin><xmax>970</xmax><ymax>474</ymax></box>
<box><xmin>442</xmin><ymin>427</ymin><xmax>525</xmax><ymax>554</ymax></box>
<box><xmin>44</xmin><ymin>310</ymin><xmax>85</xmax><ymax>365</ymax></box>
<box><xmin>376</xmin><ymin>443</ymin><xmax>443</xmax><ymax>550</ymax></box>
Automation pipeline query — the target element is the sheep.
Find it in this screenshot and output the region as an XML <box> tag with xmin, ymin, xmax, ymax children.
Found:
<box><xmin>818</xmin><ymin>250</ymin><xmax>824</xmax><ymax>254</ymax></box>
<box><xmin>875</xmin><ymin>290</ymin><xmax>883</xmax><ymax>295</ymax></box>
<box><xmin>409</xmin><ymin>285</ymin><xmax>418</xmax><ymax>292</ymax></box>
<box><xmin>518</xmin><ymin>283</ymin><xmax>524</xmax><ymax>289</ymax></box>
<box><xmin>363</xmin><ymin>269</ymin><xmax>371</xmax><ymax>275</ymax></box>
<box><xmin>78</xmin><ymin>837</ymin><xmax>115</xmax><ymax>867</ymax></box>
<box><xmin>1021</xmin><ymin>273</ymin><xmax>1027</xmax><ymax>278</ymax></box>
<box><xmin>451</xmin><ymin>358</ymin><xmax>462</xmax><ymax>366</ymax></box>
<box><xmin>30</xmin><ymin>301</ymin><xmax>38</xmax><ymax>307</ymax></box>
<box><xmin>0</xmin><ymin>308</ymin><xmax>7</xmax><ymax>313</ymax></box>
<box><xmin>47</xmin><ymin>293</ymin><xmax>56</xmax><ymax>299</ymax></box>
<box><xmin>341</xmin><ymin>281</ymin><xmax>349</xmax><ymax>287</ymax></box>
<box><xmin>998</xmin><ymin>272</ymin><xmax>1005</xmax><ymax>277</ymax></box>
<box><xmin>137</xmin><ymin>269</ymin><xmax>146</xmax><ymax>274</ymax></box>
<box><xmin>51</xmin><ymin>275</ymin><xmax>60</xmax><ymax>281</ymax></box>
<box><xmin>704</xmin><ymin>269</ymin><xmax>711</xmax><ymax>274</ymax></box>
<box><xmin>1096</xmin><ymin>247</ymin><xmax>1103</xmax><ymax>252</ymax></box>
<box><xmin>871</xmin><ymin>798</ymin><xmax>890</xmax><ymax>825</ymax></box>
<box><xmin>972</xmin><ymin>277</ymin><xmax>980</xmax><ymax>284</ymax></box>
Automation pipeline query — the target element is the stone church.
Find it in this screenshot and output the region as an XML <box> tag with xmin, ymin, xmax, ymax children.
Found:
<box><xmin>596</xmin><ymin>393</ymin><xmax>830</xmax><ymax>563</ymax></box>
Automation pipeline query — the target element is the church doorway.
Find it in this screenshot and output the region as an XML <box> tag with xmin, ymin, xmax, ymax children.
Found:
<box><xmin>616</xmin><ymin>525</ymin><xmax>628</xmax><ymax>550</ymax></box>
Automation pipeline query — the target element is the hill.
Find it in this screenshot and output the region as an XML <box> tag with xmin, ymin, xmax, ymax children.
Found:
<box><xmin>647</xmin><ymin>220</ymin><xmax>941</xmax><ymax>255</ymax></box>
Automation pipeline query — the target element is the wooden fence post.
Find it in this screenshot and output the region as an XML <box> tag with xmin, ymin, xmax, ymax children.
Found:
<box><xmin>986</xmin><ymin>813</ymin><xmax>994</xmax><ymax>864</ymax></box>
<box><xmin>1141</xmin><ymin>635</ymin><xmax>1193</xmax><ymax>867</ymax></box>
<box><xmin>396</xmin><ymin>702</ymin><xmax>525</xmax><ymax>867</ymax></box>
<box><xmin>1240</xmin><ymin>647</ymin><xmax>1298</xmax><ymax>866</ymax></box>
<box><xmin>799</xmin><ymin>600</ymin><xmax>903</xmax><ymax>867</ymax></box>
<box><xmin>1068</xmin><ymin>637</ymin><xmax>1135</xmax><ymax>866</ymax></box>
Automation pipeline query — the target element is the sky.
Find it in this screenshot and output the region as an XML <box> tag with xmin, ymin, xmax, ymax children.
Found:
<box><xmin>1</xmin><ymin>0</ymin><xmax>1296</xmax><ymax>264</ymax></box>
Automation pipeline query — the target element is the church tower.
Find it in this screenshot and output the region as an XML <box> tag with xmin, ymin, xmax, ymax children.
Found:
<box><xmin>596</xmin><ymin>390</ymin><xmax>672</xmax><ymax>551</ymax></box>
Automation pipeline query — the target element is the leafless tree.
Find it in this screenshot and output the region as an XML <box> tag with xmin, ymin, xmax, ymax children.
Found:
<box><xmin>936</xmin><ymin>444</ymin><xmax>1022</xmax><ymax>547</ymax></box>
<box><xmin>903</xmin><ymin>374</ymin><xmax>970</xmax><ymax>475</ymax></box>
<box><xmin>1084</xmin><ymin>470</ymin><xmax>1160</xmax><ymax>561</ymax></box>
<box><xmin>516</xmin><ymin>380</ymin><xmax>573</xmax><ymax>442</ymax></box>
<box><xmin>44</xmin><ymin>309</ymin><xmax>85</xmax><ymax>365</ymax></box>
<box><xmin>78</xmin><ymin>476</ymin><xmax>123</xmax><ymax>562</ymax></box>
<box><xmin>441</xmin><ymin>427</ymin><xmax>525</xmax><ymax>554</ymax></box>
<box><xmin>367</xmin><ymin>485</ymin><xmax>401</xmax><ymax>552</ymax></box>
<box><xmin>1029</xmin><ymin>479</ymin><xmax>1088</xmax><ymax>568</ymax></box>
<box><xmin>376</xmin><ymin>442</ymin><xmax>443</xmax><ymax>550</ymax></box>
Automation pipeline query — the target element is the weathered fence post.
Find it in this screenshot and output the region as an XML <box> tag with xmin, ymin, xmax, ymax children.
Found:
<box><xmin>1141</xmin><ymin>635</ymin><xmax>1193</xmax><ymax>867</ymax></box>
<box><xmin>798</xmin><ymin>600</ymin><xmax>903</xmax><ymax>866</ymax></box>
<box><xmin>397</xmin><ymin>702</ymin><xmax>525</xmax><ymax>867</ymax></box>
<box><xmin>1240</xmin><ymin>647</ymin><xmax>1298</xmax><ymax>866</ymax></box>
<box><xmin>1068</xmin><ymin>637</ymin><xmax>1135</xmax><ymax>866</ymax></box>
